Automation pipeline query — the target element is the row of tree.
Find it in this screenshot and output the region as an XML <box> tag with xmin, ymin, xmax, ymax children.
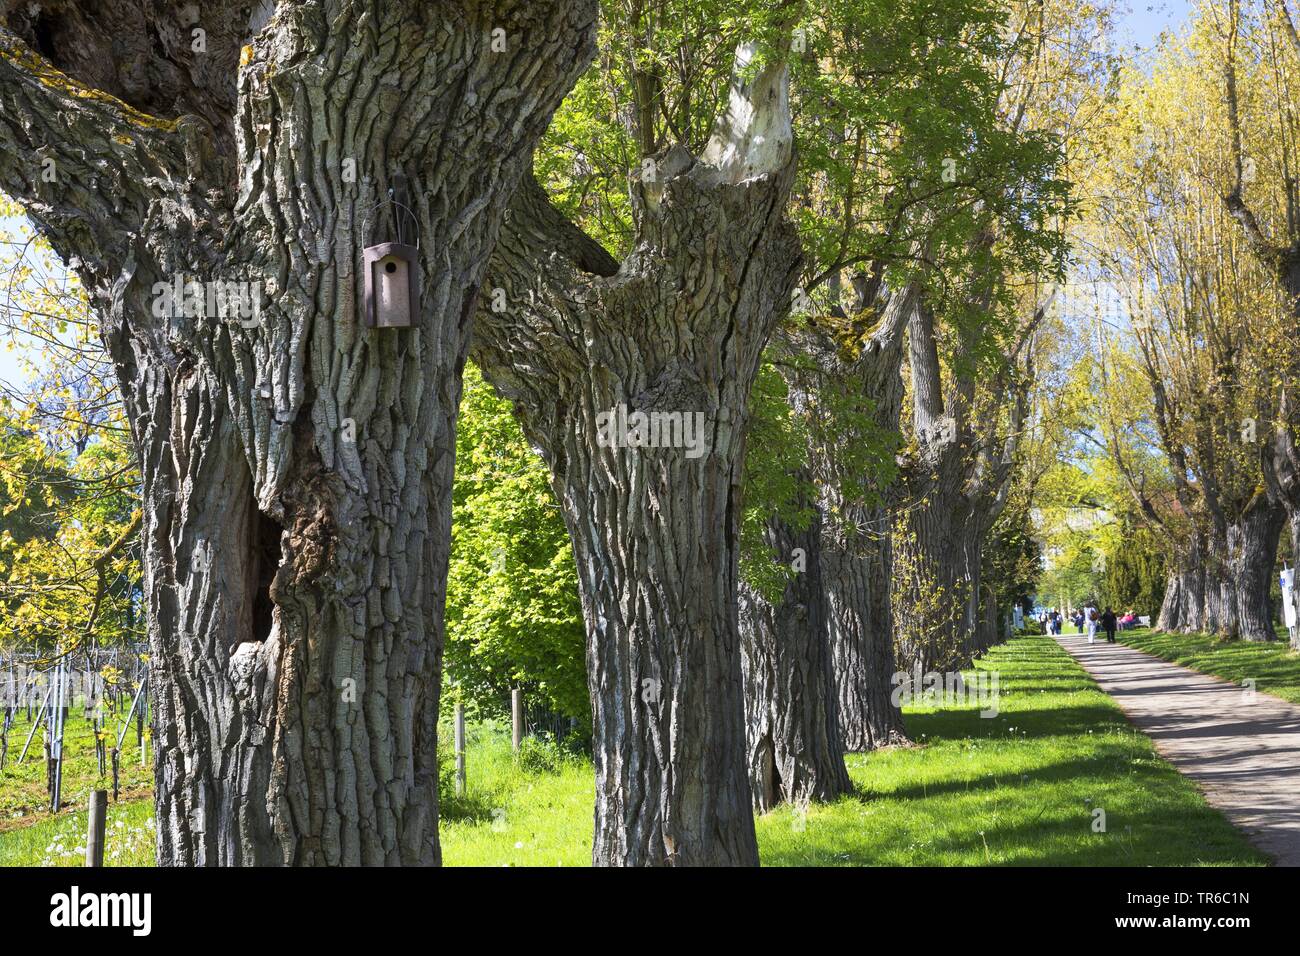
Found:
<box><xmin>1076</xmin><ymin>0</ymin><xmax>1300</xmax><ymax>645</ymax></box>
<box><xmin>0</xmin><ymin>0</ymin><xmax>1102</xmax><ymax>865</ymax></box>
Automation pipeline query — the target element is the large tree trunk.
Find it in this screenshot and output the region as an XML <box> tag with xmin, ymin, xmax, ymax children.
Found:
<box><xmin>974</xmin><ymin>582</ymin><xmax>1001</xmax><ymax>655</ymax></box>
<box><xmin>824</xmin><ymin>538</ymin><xmax>907</xmax><ymax>750</ymax></box>
<box><xmin>774</xmin><ymin>285</ymin><xmax>918</xmax><ymax>755</ymax></box>
<box><xmin>1264</xmin><ymin>406</ymin><xmax>1300</xmax><ymax>648</ymax></box>
<box><xmin>739</xmin><ymin>501</ymin><xmax>852</xmax><ymax>812</ymax></box>
<box><xmin>891</xmin><ymin>289</ymin><xmax>1037</xmax><ymax>674</ymax></box>
<box><xmin>1203</xmin><ymin>526</ymin><xmax>1237</xmax><ymax>637</ymax></box>
<box><xmin>1290</xmin><ymin>509</ymin><xmax>1300</xmax><ymax>651</ymax></box>
<box><xmin>1181</xmin><ymin>551</ymin><xmax>1209</xmax><ymax>633</ymax></box>
<box><xmin>1158</xmin><ymin>537</ymin><xmax>1209</xmax><ymax>634</ymax></box>
<box><xmin>892</xmin><ymin>494</ymin><xmax>974</xmax><ymax>673</ymax></box>
<box><xmin>472</xmin><ymin>47</ymin><xmax>800</xmax><ymax>865</ymax></box>
<box><xmin>1289</xmin><ymin>509</ymin><xmax>1300</xmax><ymax>650</ymax></box>
<box><xmin>960</xmin><ymin>518</ymin><xmax>993</xmax><ymax>658</ymax></box>
<box><xmin>1227</xmin><ymin>497</ymin><xmax>1284</xmax><ymax>641</ymax></box>
<box><xmin>1155</xmin><ymin>568</ymin><xmax>1183</xmax><ymax>632</ymax></box>
<box><xmin>1</xmin><ymin>1</ymin><xmax>596</xmax><ymax>864</ymax></box>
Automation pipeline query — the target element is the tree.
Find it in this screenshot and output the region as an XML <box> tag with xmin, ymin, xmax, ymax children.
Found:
<box><xmin>1102</xmin><ymin>525</ymin><xmax>1167</xmax><ymax>617</ymax></box>
<box><xmin>774</xmin><ymin>291</ymin><xmax>915</xmax><ymax>753</ymax></box>
<box><xmin>737</xmin><ymin>370</ymin><xmax>852</xmax><ymax>809</ymax></box>
<box><xmin>472</xmin><ymin>31</ymin><xmax>799</xmax><ymax>863</ymax></box>
<box><xmin>0</xmin><ymin>0</ymin><xmax>597</xmax><ymax>865</ymax></box>
<box><xmin>1215</xmin><ymin>0</ymin><xmax>1300</xmax><ymax>643</ymax></box>
<box><xmin>758</xmin><ymin>0</ymin><xmax>1077</xmax><ymax>751</ymax></box>
<box><xmin>1088</xmin><ymin>20</ymin><xmax>1291</xmax><ymax>639</ymax></box>
<box><xmin>888</xmin><ymin>0</ymin><xmax>1090</xmax><ymax>672</ymax></box>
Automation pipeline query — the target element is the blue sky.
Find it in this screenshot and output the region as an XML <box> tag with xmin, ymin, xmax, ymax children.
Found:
<box><xmin>1117</xmin><ymin>0</ymin><xmax>1192</xmax><ymax>50</ymax></box>
<box><xmin>0</xmin><ymin>1</ymin><xmax>1198</xmax><ymax>391</ymax></box>
<box><xmin>0</xmin><ymin>218</ymin><xmax>32</xmax><ymax>388</ymax></box>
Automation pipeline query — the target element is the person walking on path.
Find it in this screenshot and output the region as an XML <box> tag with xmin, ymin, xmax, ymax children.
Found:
<box><xmin>1101</xmin><ymin>606</ymin><xmax>1118</xmax><ymax>644</ymax></box>
<box><xmin>1085</xmin><ymin>604</ymin><xmax>1098</xmax><ymax>644</ymax></box>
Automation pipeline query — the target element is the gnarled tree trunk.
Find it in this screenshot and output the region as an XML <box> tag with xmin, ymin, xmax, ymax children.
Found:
<box><xmin>1155</xmin><ymin>567</ymin><xmax>1184</xmax><ymax>632</ymax></box>
<box><xmin>1203</xmin><ymin>525</ymin><xmax>1237</xmax><ymax>637</ymax></box>
<box><xmin>776</xmin><ymin>285</ymin><xmax>917</xmax><ymax>754</ymax></box>
<box><xmin>892</xmin><ymin>289</ymin><xmax>1040</xmax><ymax>674</ymax></box>
<box><xmin>1</xmin><ymin>0</ymin><xmax>596</xmax><ymax>864</ymax></box>
<box><xmin>892</xmin><ymin>498</ymin><xmax>974</xmax><ymax>673</ymax></box>
<box><xmin>739</xmin><ymin>499</ymin><xmax>851</xmax><ymax>812</ymax></box>
<box><xmin>1227</xmin><ymin>496</ymin><xmax>1284</xmax><ymax>641</ymax></box>
<box><xmin>824</xmin><ymin>538</ymin><xmax>907</xmax><ymax>750</ymax></box>
<box><xmin>1291</xmin><ymin>509</ymin><xmax>1300</xmax><ymax>651</ymax></box>
<box><xmin>472</xmin><ymin>47</ymin><xmax>800</xmax><ymax>865</ymax></box>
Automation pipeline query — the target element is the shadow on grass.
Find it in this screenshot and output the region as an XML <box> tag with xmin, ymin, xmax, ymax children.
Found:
<box><xmin>760</xmin><ymin>799</ymin><xmax>1264</xmax><ymax>866</ymax></box>
<box><xmin>1118</xmin><ymin>628</ymin><xmax>1300</xmax><ymax>704</ymax></box>
<box><xmin>901</xmin><ymin>703</ymin><xmax>1128</xmax><ymax>741</ymax></box>
<box><xmin>440</xmin><ymin>790</ymin><xmax>500</xmax><ymax>824</ymax></box>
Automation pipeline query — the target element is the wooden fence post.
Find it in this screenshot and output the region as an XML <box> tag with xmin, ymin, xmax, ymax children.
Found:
<box><xmin>454</xmin><ymin>703</ymin><xmax>466</xmax><ymax>796</ymax></box>
<box><xmin>86</xmin><ymin>790</ymin><xmax>107</xmax><ymax>867</ymax></box>
<box><xmin>511</xmin><ymin>688</ymin><xmax>523</xmax><ymax>753</ymax></box>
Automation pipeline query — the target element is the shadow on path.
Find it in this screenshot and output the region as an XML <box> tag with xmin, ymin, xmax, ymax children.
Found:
<box><xmin>1055</xmin><ymin>633</ymin><xmax>1300</xmax><ymax>866</ymax></box>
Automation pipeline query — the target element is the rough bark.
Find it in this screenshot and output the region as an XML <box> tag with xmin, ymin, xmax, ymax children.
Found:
<box><xmin>1291</xmin><ymin>508</ymin><xmax>1300</xmax><ymax>651</ymax></box>
<box><xmin>471</xmin><ymin>48</ymin><xmax>799</xmax><ymax>865</ymax></box>
<box><xmin>1227</xmin><ymin>495</ymin><xmax>1284</xmax><ymax>640</ymax></box>
<box><xmin>823</xmin><ymin>537</ymin><xmax>907</xmax><ymax>750</ymax></box>
<box><xmin>1203</xmin><ymin>525</ymin><xmax>1237</xmax><ymax>637</ymax></box>
<box><xmin>823</xmin><ymin>301</ymin><xmax>913</xmax><ymax>752</ymax></box>
<box><xmin>738</xmin><ymin>497</ymin><xmax>851</xmax><ymax>812</ymax></box>
<box><xmin>893</xmin><ymin>495</ymin><xmax>975</xmax><ymax>673</ymax></box>
<box><xmin>1167</xmin><ymin>502</ymin><xmax>1280</xmax><ymax>643</ymax></box>
<box><xmin>892</xmin><ymin>291</ymin><xmax>1037</xmax><ymax>673</ymax></box>
<box><xmin>1264</xmin><ymin>397</ymin><xmax>1300</xmax><ymax>647</ymax></box>
<box><xmin>1178</xmin><ymin>543</ymin><xmax>1209</xmax><ymax>633</ymax></box>
<box><xmin>2</xmin><ymin>1</ymin><xmax>596</xmax><ymax>865</ymax></box>
<box><xmin>1155</xmin><ymin>565</ymin><xmax>1184</xmax><ymax>632</ymax></box>
<box><xmin>973</xmin><ymin>581</ymin><xmax>1001</xmax><ymax>655</ymax></box>
<box><xmin>775</xmin><ymin>285</ymin><xmax>917</xmax><ymax>753</ymax></box>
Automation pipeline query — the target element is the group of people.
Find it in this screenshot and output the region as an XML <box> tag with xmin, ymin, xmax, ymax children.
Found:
<box><xmin>1038</xmin><ymin>605</ymin><xmax>1138</xmax><ymax>644</ymax></box>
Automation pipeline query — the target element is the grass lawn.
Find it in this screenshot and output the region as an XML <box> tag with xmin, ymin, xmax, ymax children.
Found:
<box><xmin>0</xmin><ymin>795</ymin><xmax>154</xmax><ymax>866</ymax></box>
<box><xmin>0</xmin><ymin>632</ymin><xmax>1269</xmax><ymax>866</ymax></box>
<box><xmin>442</xmin><ymin>631</ymin><xmax>1265</xmax><ymax>866</ymax></box>
<box><xmin>0</xmin><ymin>706</ymin><xmax>155</xmax><ymax>866</ymax></box>
<box><xmin>1</xmin><ymin>709</ymin><xmax>153</xmax><ymax>829</ymax></box>
<box><xmin>1115</xmin><ymin>625</ymin><xmax>1300</xmax><ymax>706</ymax></box>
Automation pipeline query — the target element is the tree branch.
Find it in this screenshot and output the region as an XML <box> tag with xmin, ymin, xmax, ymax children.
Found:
<box><xmin>1220</xmin><ymin>0</ymin><xmax>1289</xmax><ymax>269</ymax></box>
<box><xmin>0</xmin><ymin>30</ymin><xmax>187</xmax><ymax>268</ymax></box>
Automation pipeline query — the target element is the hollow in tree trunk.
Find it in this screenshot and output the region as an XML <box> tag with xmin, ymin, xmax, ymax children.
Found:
<box><xmin>0</xmin><ymin>0</ymin><xmax>596</xmax><ymax>864</ymax></box>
